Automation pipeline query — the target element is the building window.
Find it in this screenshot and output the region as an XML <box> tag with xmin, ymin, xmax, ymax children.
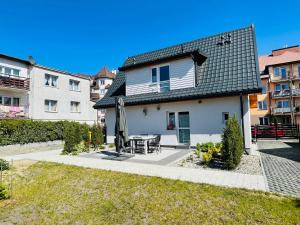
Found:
<box><xmin>274</xmin><ymin>67</ymin><xmax>287</xmax><ymax>79</ymax></box>
<box><xmin>69</xmin><ymin>80</ymin><xmax>80</xmax><ymax>91</ymax></box>
<box><xmin>45</xmin><ymin>74</ymin><xmax>58</xmax><ymax>87</ymax></box>
<box><xmin>222</xmin><ymin>112</ymin><xmax>230</xmax><ymax>123</ymax></box>
<box><xmin>12</xmin><ymin>98</ymin><xmax>20</xmax><ymax>106</ymax></box>
<box><xmin>276</xmin><ymin>100</ymin><xmax>289</xmax><ymax>108</ymax></box>
<box><xmin>259</xmin><ymin>117</ymin><xmax>269</xmax><ymax>125</ymax></box>
<box><xmin>275</xmin><ymin>83</ymin><xmax>289</xmax><ymax>91</ymax></box>
<box><xmin>151</xmin><ymin>68</ymin><xmax>157</xmax><ymax>83</ymax></box>
<box><xmin>262</xmin><ymin>85</ymin><xmax>267</xmax><ymax>94</ymax></box>
<box><xmin>0</xmin><ymin>66</ymin><xmax>20</xmax><ymax>77</ymax></box>
<box><xmin>159</xmin><ymin>65</ymin><xmax>170</xmax><ymax>92</ymax></box>
<box><xmin>44</xmin><ymin>100</ymin><xmax>57</xmax><ymax>112</ymax></box>
<box><xmin>70</xmin><ymin>101</ymin><xmax>80</xmax><ymax>113</ymax></box>
<box><xmin>0</xmin><ymin>96</ymin><xmax>2</xmax><ymax>105</ymax></box>
<box><xmin>258</xmin><ymin>101</ymin><xmax>268</xmax><ymax>110</ymax></box>
<box><xmin>100</xmin><ymin>80</ymin><xmax>105</xmax><ymax>85</ymax></box>
<box><xmin>167</xmin><ymin>112</ymin><xmax>176</xmax><ymax>130</ymax></box>
<box><xmin>100</xmin><ymin>89</ymin><xmax>105</xmax><ymax>94</ymax></box>
<box><xmin>3</xmin><ymin>97</ymin><xmax>11</xmax><ymax>106</ymax></box>
<box><xmin>298</xmin><ymin>65</ymin><xmax>300</xmax><ymax>77</ymax></box>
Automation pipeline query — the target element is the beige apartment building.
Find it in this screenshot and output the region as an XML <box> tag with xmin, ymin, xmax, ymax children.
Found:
<box><xmin>250</xmin><ymin>45</ymin><xmax>300</xmax><ymax>125</ymax></box>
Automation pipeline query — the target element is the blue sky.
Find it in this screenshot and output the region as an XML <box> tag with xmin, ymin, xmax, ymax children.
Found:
<box><xmin>1</xmin><ymin>0</ymin><xmax>300</xmax><ymax>75</ymax></box>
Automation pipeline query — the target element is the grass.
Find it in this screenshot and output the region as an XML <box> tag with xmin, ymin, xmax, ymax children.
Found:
<box><xmin>0</xmin><ymin>162</ymin><xmax>299</xmax><ymax>225</ymax></box>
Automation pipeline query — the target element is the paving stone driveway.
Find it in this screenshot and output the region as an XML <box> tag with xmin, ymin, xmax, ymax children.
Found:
<box><xmin>258</xmin><ymin>140</ymin><xmax>300</xmax><ymax>197</ymax></box>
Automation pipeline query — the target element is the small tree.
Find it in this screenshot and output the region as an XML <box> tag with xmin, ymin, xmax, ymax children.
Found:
<box><xmin>91</xmin><ymin>124</ymin><xmax>103</xmax><ymax>149</ymax></box>
<box><xmin>221</xmin><ymin>115</ymin><xmax>243</xmax><ymax>169</ymax></box>
<box><xmin>63</xmin><ymin>122</ymin><xmax>81</xmax><ymax>154</ymax></box>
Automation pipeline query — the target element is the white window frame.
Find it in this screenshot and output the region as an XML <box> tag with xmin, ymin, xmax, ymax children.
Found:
<box><xmin>259</xmin><ymin>117</ymin><xmax>269</xmax><ymax>125</ymax></box>
<box><xmin>69</xmin><ymin>79</ymin><xmax>80</xmax><ymax>91</ymax></box>
<box><xmin>0</xmin><ymin>96</ymin><xmax>20</xmax><ymax>106</ymax></box>
<box><xmin>276</xmin><ymin>100</ymin><xmax>289</xmax><ymax>108</ymax></box>
<box><xmin>45</xmin><ymin>74</ymin><xmax>58</xmax><ymax>88</ymax></box>
<box><xmin>273</xmin><ymin>67</ymin><xmax>287</xmax><ymax>79</ymax></box>
<box><xmin>0</xmin><ymin>65</ymin><xmax>20</xmax><ymax>77</ymax></box>
<box><xmin>150</xmin><ymin>64</ymin><xmax>170</xmax><ymax>93</ymax></box>
<box><xmin>258</xmin><ymin>101</ymin><xmax>268</xmax><ymax>110</ymax></box>
<box><xmin>70</xmin><ymin>101</ymin><xmax>80</xmax><ymax>113</ymax></box>
<box><xmin>44</xmin><ymin>100</ymin><xmax>58</xmax><ymax>112</ymax></box>
<box><xmin>100</xmin><ymin>80</ymin><xmax>105</xmax><ymax>85</ymax></box>
<box><xmin>166</xmin><ymin>111</ymin><xmax>176</xmax><ymax>130</ymax></box>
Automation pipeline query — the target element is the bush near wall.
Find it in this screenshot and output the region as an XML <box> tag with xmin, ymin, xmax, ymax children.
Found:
<box><xmin>0</xmin><ymin>120</ymin><xmax>65</xmax><ymax>146</ymax></box>
<box><xmin>221</xmin><ymin>115</ymin><xmax>244</xmax><ymax>169</ymax></box>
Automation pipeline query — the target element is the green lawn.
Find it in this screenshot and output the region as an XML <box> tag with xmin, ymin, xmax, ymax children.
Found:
<box><xmin>0</xmin><ymin>162</ymin><xmax>299</xmax><ymax>225</ymax></box>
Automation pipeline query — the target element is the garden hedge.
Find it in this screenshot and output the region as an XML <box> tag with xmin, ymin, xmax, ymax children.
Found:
<box><xmin>0</xmin><ymin>119</ymin><xmax>102</xmax><ymax>147</ymax></box>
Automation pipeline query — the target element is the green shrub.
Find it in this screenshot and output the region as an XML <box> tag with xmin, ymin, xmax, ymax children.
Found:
<box><xmin>91</xmin><ymin>124</ymin><xmax>103</xmax><ymax>148</ymax></box>
<box><xmin>0</xmin><ymin>120</ymin><xmax>65</xmax><ymax>146</ymax></box>
<box><xmin>198</xmin><ymin>142</ymin><xmax>214</xmax><ymax>152</ymax></box>
<box><xmin>99</xmin><ymin>145</ymin><xmax>105</xmax><ymax>150</ymax></box>
<box><xmin>63</xmin><ymin>122</ymin><xmax>82</xmax><ymax>154</ymax></box>
<box><xmin>221</xmin><ymin>115</ymin><xmax>243</xmax><ymax>169</ymax></box>
<box><xmin>202</xmin><ymin>152</ymin><xmax>212</xmax><ymax>166</ymax></box>
<box><xmin>0</xmin><ymin>184</ymin><xmax>9</xmax><ymax>200</ymax></box>
<box><xmin>194</xmin><ymin>143</ymin><xmax>201</xmax><ymax>158</ymax></box>
<box><xmin>0</xmin><ymin>159</ymin><xmax>9</xmax><ymax>171</ymax></box>
<box><xmin>108</xmin><ymin>143</ymin><xmax>115</xmax><ymax>148</ymax></box>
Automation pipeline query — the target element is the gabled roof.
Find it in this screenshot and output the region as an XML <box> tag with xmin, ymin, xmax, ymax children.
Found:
<box><xmin>95</xmin><ymin>67</ymin><xmax>116</xmax><ymax>79</ymax></box>
<box><xmin>94</xmin><ymin>25</ymin><xmax>261</xmax><ymax>109</ymax></box>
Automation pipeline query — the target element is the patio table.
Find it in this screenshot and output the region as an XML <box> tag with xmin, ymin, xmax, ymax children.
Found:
<box><xmin>129</xmin><ymin>135</ymin><xmax>156</xmax><ymax>155</ymax></box>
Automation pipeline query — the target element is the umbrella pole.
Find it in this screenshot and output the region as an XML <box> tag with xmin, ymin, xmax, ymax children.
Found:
<box><xmin>115</xmin><ymin>97</ymin><xmax>120</xmax><ymax>154</ymax></box>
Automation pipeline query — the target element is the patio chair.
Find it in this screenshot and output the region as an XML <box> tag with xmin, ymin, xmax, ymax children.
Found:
<box><xmin>148</xmin><ymin>134</ymin><xmax>161</xmax><ymax>153</ymax></box>
<box><xmin>132</xmin><ymin>137</ymin><xmax>146</xmax><ymax>154</ymax></box>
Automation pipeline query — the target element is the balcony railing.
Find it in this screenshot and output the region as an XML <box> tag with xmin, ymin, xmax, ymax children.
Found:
<box><xmin>90</xmin><ymin>93</ymin><xmax>100</xmax><ymax>102</ymax></box>
<box><xmin>292</xmin><ymin>88</ymin><xmax>300</xmax><ymax>96</ymax></box>
<box><xmin>272</xmin><ymin>90</ymin><xmax>290</xmax><ymax>98</ymax></box>
<box><xmin>0</xmin><ymin>75</ymin><xmax>30</xmax><ymax>90</ymax></box>
<box><xmin>272</xmin><ymin>107</ymin><xmax>291</xmax><ymax>114</ymax></box>
<box><xmin>149</xmin><ymin>80</ymin><xmax>170</xmax><ymax>93</ymax></box>
<box><xmin>0</xmin><ymin>105</ymin><xmax>28</xmax><ymax>118</ymax></box>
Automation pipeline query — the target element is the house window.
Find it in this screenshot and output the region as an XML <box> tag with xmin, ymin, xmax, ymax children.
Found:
<box><xmin>3</xmin><ymin>97</ymin><xmax>11</xmax><ymax>106</ymax></box>
<box><xmin>159</xmin><ymin>65</ymin><xmax>170</xmax><ymax>92</ymax></box>
<box><xmin>151</xmin><ymin>68</ymin><xmax>157</xmax><ymax>83</ymax></box>
<box><xmin>100</xmin><ymin>80</ymin><xmax>105</xmax><ymax>85</ymax></box>
<box><xmin>0</xmin><ymin>66</ymin><xmax>20</xmax><ymax>76</ymax></box>
<box><xmin>0</xmin><ymin>96</ymin><xmax>2</xmax><ymax>105</ymax></box>
<box><xmin>45</xmin><ymin>74</ymin><xmax>58</xmax><ymax>87</ymax></box>
<box><xmin>259</xmin><ymin>117</ymin><xmax>269</xmax><ymax>125</ymax></box>
<box><xmin>167</xmin><ymin>112</ymin><xmax>176</xmax><ymax>130</ymax></box>
<box><xmin>44</xmin><ymin>100</ymin><xmax>58</xmax><ymax>112</ymax></box>
<box><xmin>222</xmin><ymin>112</ymin><xmax>230</xmax><ymax>123</ymax></box>
<box><xmin>298</xmin><ymin>65</ymin><xmax>300</xmax><ymax>77</ymax></box>
<box><xmin>276</xmin><ymin>100</ymin><xmax>289</xmax><ymax>108</ymax></box>
<box><xmin>70</xmin><ymin>101</ymin><xmax>80</xmax><ymax>113</ymax></box>
<box><xmin>258</xmin><ymin>101</ymin><xmax>268</xmax><ymax>110</ymax></box>
<box><xmin>274</xmin><ymin>67</ymin><xmax>287</xmax><ymax>79</ymax></box>
<box><xmin>69</xmin><ymin>80</ymin><xmax>80</xmax><ymax>91</ymax></box>
<box><xmin>275</xmin><ymin>83</ymin><xmax>289</xmax><ymax>91</ymax></box>
<box><xmin>12</xmin><ymin>98</ymin><xmax>20</xmax><ymax>106</ymax></box>
<box><xmin>100</xmin><ymin>89</ymin><xmax>105</xmax><ymax>94</ymax></box>
<box><xmin>262</xmin><ymin>85</ymin><xmax>267</xmax><ymax>94</ymax></box>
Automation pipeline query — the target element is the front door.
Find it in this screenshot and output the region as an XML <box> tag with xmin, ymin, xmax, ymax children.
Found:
<box><xmin>178</xmin><ymin>112</ymin><xmax>190</xmax><ymax>144</ymax></box>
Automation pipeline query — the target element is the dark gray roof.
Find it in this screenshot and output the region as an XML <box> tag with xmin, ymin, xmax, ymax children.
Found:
<box><xmin>94</xmin><ymin>25</ymin><xmax>261</xmax><ymax>109</ymax></box>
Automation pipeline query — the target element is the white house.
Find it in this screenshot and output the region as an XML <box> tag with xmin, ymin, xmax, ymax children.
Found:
<box><xmin>0</xmin><ymin>54</ymin><xmax>97</xmax><ymax>124</ymax></box>
<box><xmin>94</xmin><ymin>25</ymin><xmax>262</xmax><ymax>149</ymax></box>
<box><xmin>90</xmin><ymin>67</ymin><xmax>116</xmax><ymax>124</ymax></box>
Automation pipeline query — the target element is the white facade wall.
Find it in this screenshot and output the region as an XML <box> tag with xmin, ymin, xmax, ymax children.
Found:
<box><xmin>0</xmin><ymin>58</ymin><xmax>29</xmax><ymax>78</ymax></box>
<box><xmin>126</xmin><ymin>57</ymin><xmax>195</xmax><ymax>96</ymax></box>
<box><xmin>29</xmin><ymin>66</ymin><xmax>97</xmax><ymax>124</ymax></box>
<box><xmin>105</xmin><ymin>96</ymin><xmax>251</xmax><ymax>149</ymax></box>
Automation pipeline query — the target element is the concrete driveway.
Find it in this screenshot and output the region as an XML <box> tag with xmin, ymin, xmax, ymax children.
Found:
<box><xmin>258</xmin><ymin>140</ymin><xmax>300</xmax><ymax>197</ymax></box>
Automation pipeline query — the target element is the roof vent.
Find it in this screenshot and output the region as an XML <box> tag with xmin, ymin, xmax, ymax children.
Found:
<box><xmin>217</xmin><ymin>33</ymin><xmax>232</xmax><ymax>46</ymax></box>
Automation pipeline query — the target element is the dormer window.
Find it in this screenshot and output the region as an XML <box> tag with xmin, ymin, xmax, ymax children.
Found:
<box><xmin>151</xmin><ymin>65</ymin><xmax>170</xmax><ymax>93</ymax></box>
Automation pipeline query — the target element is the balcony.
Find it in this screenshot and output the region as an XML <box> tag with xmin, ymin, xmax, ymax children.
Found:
<box><xmin>0</xmin><ymin>75</ymin><xmax>30</xmax><ymax>91</ymax></box>
<box><xmin>90</xmin><ymin>93</ymin><xmax>100</xmax><ymax>102</ymax></box>
<box><xmin>272</xmin><ymin>90</ymin><xmax>290</xmax><ymax>98</ymax></box>
<box><xmin>292</xmin><ymin>88</ymin><xmax>300</xmax><ymax>96</ymax></box>
<box><xmin>272</xmin><ymin>107</ymin><xmax>291</xmax><ymax>114</ymax></box>
<box><xmin>0</xmin><ymin>105</ymin><xmax>28</xmax><ymax>119</ymax></box>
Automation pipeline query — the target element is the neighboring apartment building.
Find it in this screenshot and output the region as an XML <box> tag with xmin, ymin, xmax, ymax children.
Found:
<box><xmin>90</xmin><ymin>67</ymin><xmax>116</xmax><ymax>124</ymax></box>
<box><xmin>94</xmin><ymin>25</ymin><xmax>261</xmax><ymax>149</ymax></box>
<box><xmin>0</xmin><ymin>54</ymin><xmax>97</xmax><ymax>124</ymax></box>
<box><xmin>250</xmin><ymin>45</ymin><xmax>300</xmax><ymax>125</ymax></box>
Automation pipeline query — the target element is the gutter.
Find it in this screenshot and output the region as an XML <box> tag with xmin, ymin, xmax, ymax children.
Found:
<box><xmin>240</xmin><ymin>93</ymin><xmax>246</xmax><ymax>149</ymax></box>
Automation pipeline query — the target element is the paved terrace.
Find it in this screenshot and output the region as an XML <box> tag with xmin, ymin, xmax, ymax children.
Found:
<box><xmin>3</xmin><ymin>149</ymin><xmax>267</xmax><ymax>192</ymax></box>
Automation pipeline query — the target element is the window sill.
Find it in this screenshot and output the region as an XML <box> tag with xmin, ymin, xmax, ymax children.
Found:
<box><xmin>45</xmin><ymin>85</ymin><xmax>58</xmax><ymax>89</ymax></box>
<box><xmin>70</xmin><ymin>111</ymin><xmax>81</xmax><ymax>113</ymax></box>
<box><xmin>45</xmin><ymin>111</ymin><xmax>58</xmax><ymax>113</ymax></box>
<box><xmin>69</xmin><ymin>90</ymin><xmax>81</xmax><ymax>92</ymax></box>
